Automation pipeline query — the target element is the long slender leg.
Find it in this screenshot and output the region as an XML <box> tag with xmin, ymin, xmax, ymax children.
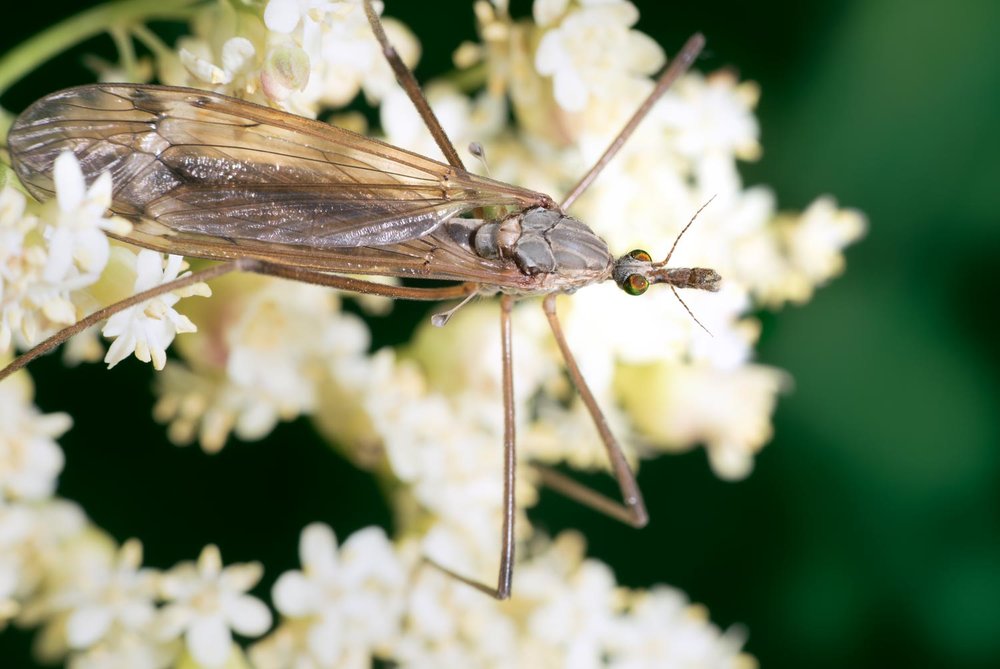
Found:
<box><xmin>421</xmin><ymin>294</ymin><xmax>517</xmax><ymax>600</ymax></box>
<box><xmin>560</xmin><ymin>33</ymin><xmax>705</xmax><ymax>210</ymax></box>
<box><xmin>243</xmin><ymin>260</ymin><xmax>478</xmax><ymax>301</ymax></box>
<box><xmin>0</xmin><ymin>260</ymin><xmax>244</xmax><ymax>382</ymax></box>
<box><xmin>496</xmin><ymin>293</ymin><xmax>517</xmax><ymax>598</ymax></box>
<box><xmin>539</xmin><ymin>293</ymin><xmax>648</xmax><ymax>528</ymax></box>
<box><xmin>0</xmin><ymin>257</ymin><xmax>478</xmax><ymax>383</ymax></box>
<box><xmin>362</xmin><ymin>0</ymin><xmax>465</xmax><ymax>170</ymax></box>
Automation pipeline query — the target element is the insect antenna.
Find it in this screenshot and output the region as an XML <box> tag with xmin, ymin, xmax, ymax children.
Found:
<box><xmin>671</xmin><ymin>286</ymin><xmax>713</xmax><ymax>336</ymax></box>
<box><xmin>656</xmin><ymin>196</ymin><xmax>718</xmax><ymax>336</ymax></box>
<box><xmin>560</xmin><ymin>32</ymin><xmax>706</xmax><ymax>209</ymax></box>
<box><xmin>654</xmin><ymin>194</ymin><xmax>717</xmax><ymax>268</ymax></box>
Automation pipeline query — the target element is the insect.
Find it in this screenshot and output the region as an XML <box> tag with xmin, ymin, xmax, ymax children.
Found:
<box><xmin>2</xmin><ymin>1</ymin><xmax>718</xmax><ymax>599</ymax></box>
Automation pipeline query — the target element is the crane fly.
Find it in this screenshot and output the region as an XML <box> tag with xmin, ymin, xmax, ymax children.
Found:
<box><xmin>2</xmin><ymin>0</ymin><xmax>719</xmax><ymax>599</ymax></box>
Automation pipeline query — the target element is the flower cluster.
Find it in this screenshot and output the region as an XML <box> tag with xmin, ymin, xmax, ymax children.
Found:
<box><xmin>0</xmin><ymin>0</ymin><xmax>866</xmax><ymax>667</ymax></box>
<box><xmin>0</xmin><ymin>373</ymin><xmax>273</xmax><ymax>669</ymax></box>
<box><xmin>163</xmin><ymin>0</ymin><xmax>419</xmax><ymax>118</ymax></box>
<box><xmin>254</xmin><ymin>526</ymin><xmax>754</xmax><ymax>669</ymax></box>
<box><xmin>0</xmin><ymin>152</ymin><xmax>210</xmax><ymax>371</ymax></box>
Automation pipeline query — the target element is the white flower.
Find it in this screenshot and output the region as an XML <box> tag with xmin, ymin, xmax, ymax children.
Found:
<box><xmin>659</xmin><ymin>70</ymin><xmax>762</xmax><ymax>162</ymax></box>
<box><xmin>174</xmin><ymin>0</ymin><xmax>420</xmax><ymax>115</ymax></box>
<box><xmin>393</xmin><ymin>565</ymin><xmax>521</xmax><ymax>668</ymax></box>
<box><xmin>224</xmin><ymin>281</ymin><xmax>366</xmax><ymax>417</ymax></box>
<box><xmin>534</xmin><ymin>0</ymin><xmax>663</xmax><ymax>113</ymax></box>
<box><xmin>0</xmin><ymin>186</ymin><xmax>40</xmax><ymax>345</ymax></box>
<box><xmin>180</xmin><ymin>36</ymin><xmax>259</xmax><ymax>88</ymax></box>
<box><xmin>355</xmin><ymin>347</ymin><xmax>539</xmax><ymax>573</ymax></box>
<box><xmin>0</xmin><ymin>502</ymin><xmax>35</xmax><ymax>626</ymax></box>
<box><xmin>261</xmin><ymin>523</ymin><xmax>405</xmax><ymax>667</ymax></box>
<box><xmin>158</xmin><ymin>545</ymin><xmax>272</xmax><ymax>668</ymax></box>
<box><xmin>9</xmin><ymin>500</ymin><xmax>89</xmax><ymax>606</ymax></box>
<box><xmin>101</xmin><ymin>250</ymin><xmax>210</xmax><ymax>370</ymax></box>
<box><xmin>525</xmin><ymin>558</ymin><xmax>623</xmax><ymax>669</ymax></box>
<box><xmin>19</xmin><ymin>526</ymin><xmax>123</xmax><ymax>661</ymax></box>
<box><xmin>287</xmin><ymin>1</ymin><xmax>421</xmax><ymax>108</ymax></box>
<box><xmin>247</xmin><ymin>621</ymin><xmax>316</xmax><ymax>669</ymax></box>
<box><xmin>45</xmin><ymin>151</ymin><xmax>131</xmax><ymax>283</ymax></box>
<box><xmin>0</xmin><ymin>365</ymin><xmax>70</xmax><ymax>501</ymax></box>
<box><xmin>153</xmin><ymin>362</ymin><xmax>298</xmax><ymax>454</ymax></box>
<box><xmin>152</xmin><ymin>275</ymin><xmax>370</xmax><ymax>452</ymax></box>
<box><xmin>778</xmin><ymin>196</ymin><xmax>867</xmax><ymax>303</ymax></box>
<box><xmin>66</xmin><ymin>628</ymin><xmax>179</xmax><ymax>669</ymax></box>
<box><xmin>1</xmin><ymin>501</ymin><xmax>92</xmax><ymax>633</ymax></box>
<box><xmin>58</xmin><ymin>539</ymin><xmax>159</xmax><ymax>650</ymax></box>
<box><xmin>607</xmin><ymin>586</ymin><xmax>754</xmax><ymax>669</ymax></box>
<box><xmin>1</xmin><ymin>153</ymin><xmax>128</xmax><ymax>351</ymax></box>
<box><xmin>617</xmin><ymin>361</ymin><xmax>790</xmax><ymax>480</ymax></box>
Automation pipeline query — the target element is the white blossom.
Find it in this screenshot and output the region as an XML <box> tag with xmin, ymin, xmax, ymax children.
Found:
<box><xmin>256</xmin><ymin>523</ymin><xmax>405</xmax><ymax>667</ymax></box>
<box><xmin>617</xmin><ymin>361</ymin><xmax>790</xmax><ymax>480</ymax></box>
<box><xmin>0</xmin><ymin>502</ymin><xmax>35</xmax><ymax>626</ymax></box>
<box><xmin>0</xmin><ymin>151</ymin><xmax>129</xmax><ymax>350</ymax></box>
<box><xmin>59</xmin><ymin>539</ymin><xmax>159</xmax><ymax>650</ymax></box>
<box><xmin>534</xmin><ymin>0</ymin><xmax>663</xmax><ymax>113</ymax></box>
<box><xmin>66</xmin><ymin>628</ymin><xmax>179</xmax><ymax>669</ymax></box>
<box><xmin>157</xmin><ymin>545</ymin><xmax>272</xmax><ymax>667</ymax></box>
<box><xmin>101</xmin><ymin>250</ymin><xmax>210</xmax><ymax>370</ymax></box>
<box><xmin>152</xmin><ymin>276</ymin><xmax>370</xmax><ymax>452</ymax></box>
<box><xmin>607</xmin><ymin>586</ymin><xmax>755</xmax><ymax>669</ymax></box>
<box><xmin>392</xmin><ymin>566</ymin><xmax>522</xmax><ymax>668</ymax></box>
<box><xmin>0</xmin><ymin>369</ymin><xmax>69</xmax><ymax>501</ymax></box>
<box><xmin>45</xmin><ymin>151</ymin><xmax>131</xmax><ymax>283</ymax></box>
<box><xmin>169</xmin><ymin>0</ymin><xmax>420</xmax><ymax>116</ymax></box>
<box><xmin>659</xmin><ymin>70</ymin><xmax>762</xmax><ymax>162</ymax></box>
<box><xmin>775</xmin><ymin>196</ymin><xmax>867</xmax><ymax>304</ymax></box>
<box><xmin>526</xmin><ymin>558</ymin><xmax>623</xmax><ymax>669</ymax></box>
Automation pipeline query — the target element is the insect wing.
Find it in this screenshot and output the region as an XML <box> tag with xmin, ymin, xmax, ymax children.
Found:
<box><xmin>8</xmin><ymin>84</ymin><xmax>549</xmax><ymax>283</ymax></box>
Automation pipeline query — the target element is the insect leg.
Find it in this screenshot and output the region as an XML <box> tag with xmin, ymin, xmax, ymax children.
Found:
<box><xmin>0</xmin><ymin>260</ymin><xmax>247</xmax><ymax>383</ymax></box>
<box><xmin>560</xmin><ymin>33</ymin><xmax>706</xmax><ymax>210</ymax></box>
<box><xmin>0</xmin><ymin>259</ymin><xmax>479</xmax><ymax>383</ymax></box>
<box><xmin>362</xmin><ymin>0</ymin><xmax>465</xmax><ymax>170</ymax></box>
<box><xmin>421</xmin><ymin>294</ymin><xmax>517</xmax><ymax>600</ymax></box>
<box><xmin>538</xmin><ymin>293</ymin><xmax>649</xmax><ymax>528</ymax></box>
<box><xmin>497</xmin><ymin>293</ymin><xmax>517</xmax><ymax>598</ymax></box>
<box><xmin>239</xmin><ymin>261</ymin><xmax>478</xmax><ymax>301</ymax></box>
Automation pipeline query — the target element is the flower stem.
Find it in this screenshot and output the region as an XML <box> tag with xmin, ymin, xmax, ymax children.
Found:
<box><xmin>0</xmin><ymin>0</ymin><xmax>201</xmax><ymax>96</ymax></box>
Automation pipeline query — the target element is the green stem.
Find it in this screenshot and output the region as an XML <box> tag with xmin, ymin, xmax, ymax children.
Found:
<box><xmin>0</xmin><ymin>0</ymin><xmax>202</xmax><ymax>96</ymax></box>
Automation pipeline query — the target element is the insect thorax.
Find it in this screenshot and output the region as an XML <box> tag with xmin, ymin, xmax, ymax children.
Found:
<box><xmin>448</xmin><ymin>207</ymin><xmax>614</xmax><ymax>289</ymax></box>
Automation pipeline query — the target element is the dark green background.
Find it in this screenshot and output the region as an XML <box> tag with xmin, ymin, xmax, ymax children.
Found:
<box><xmin>2</xmin><ymin>1</ymin><xmax>998</xmax><ymax>667</ymax></box>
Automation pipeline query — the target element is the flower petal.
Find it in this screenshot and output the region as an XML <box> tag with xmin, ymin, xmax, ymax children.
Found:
<box><xmin>187</xmin><ymin>615</ymin><xmax>233</xmax><ymax>667</ymax></box>
<box><xmin>66</xmin><ymin>605</ymin><xmax>113</xmax><ymax>648</ymax></box>
<box><xmin>225</xmin><ymin>594</ymin><xmax>272</xmax><ymax>636</ymax></box>
<box><xmin>272</xmin><ymin>571</ymin><xmax>315</xmax><ymax>617</ymax></box>
<box><xmin>53</xmin><ymin>151</ymin><xmax>84</xmax><ymax>212</ymax></box>
<box><xmin>300</xmin><ymin>522</ymin><xmax>339</xmax><ymax>575</ymax></box>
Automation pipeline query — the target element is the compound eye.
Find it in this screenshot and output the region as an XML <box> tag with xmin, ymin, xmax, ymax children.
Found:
<box><xmin>623</xmin><ymin>274</ymin><xmax>649</xmax><ymax>296</ymax></box>
<box><xmin>628</xmin><ymin>249</ymin><xmax>652</xmax><ymax>262</ymax></box>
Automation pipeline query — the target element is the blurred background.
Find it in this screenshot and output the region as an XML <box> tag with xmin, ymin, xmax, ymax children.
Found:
<box><xmin>2</xmin><ymin>0</ymin><xmax>998</xmax><ymax>667</ymax></box>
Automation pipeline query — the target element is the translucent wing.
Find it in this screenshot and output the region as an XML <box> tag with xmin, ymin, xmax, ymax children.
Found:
<box><xmin>9</xmin><ymin>84</ymin><xmax>554</xmax><ymax>286</ymax></box>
